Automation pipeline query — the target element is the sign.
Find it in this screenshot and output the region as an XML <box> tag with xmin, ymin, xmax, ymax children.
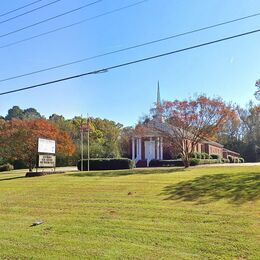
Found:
<box><xmin>38</xmin><ymin>138</ymin><xmax>56</xmax><ymax>154</ymax></box>
<box><xmin>38</xmin><ymin>154</ymin><xmax>56</xmax><ymax>168</ymax></box>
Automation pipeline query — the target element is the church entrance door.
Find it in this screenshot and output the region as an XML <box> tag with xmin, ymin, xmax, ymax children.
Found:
<box><xmin>145</xmin><ymin>141</ymin><xmax>155</xmax><ymax>163</ymax></box>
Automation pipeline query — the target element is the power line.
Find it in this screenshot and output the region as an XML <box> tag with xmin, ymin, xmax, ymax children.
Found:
<box><xmin>0</xmin><ymin>8</ymin><xmax>259</xmax><ymax>83</ymax></box>
<box><xmin>0</xmin><ymin>0</ymin><xmax>149</xmax><ymax>49</ymax></box>
<box><xmin>0</xmin><ymin>0</ymin><xmax>44</xmax><ymax>18</ymax></box>
<box><xmin>0</xmin><ymin>0</ymin><xmax>62</xmax><ymax>25</ymax></box>
<box><xmin>0</xmin><ymin>0</ymin><xmax>102</xmax><ymax>39</ymax></box>
<box><xmin>0</xmin><ymin>28</ymin><xmax>259</xmax><ymax>96</ymax></box>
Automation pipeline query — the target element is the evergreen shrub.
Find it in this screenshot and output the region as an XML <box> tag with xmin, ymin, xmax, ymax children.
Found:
<box><xmin>77</xmin><ymin>158</ymin><xmax>134</xmax><ymax>171</ymax></box>
<box><xmin>0</xmin><ymin>163</ymin><xmax>14</xmax><ymax>172</ymax></box>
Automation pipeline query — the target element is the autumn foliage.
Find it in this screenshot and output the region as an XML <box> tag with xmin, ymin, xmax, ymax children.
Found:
<box><xmin>0</xmin><ymin>119</ymin><xmax>75</xmax><ymax>171</ymax></box>
<box><xmin>150</xmin><ymin>95</ymin><xmax>237</xmax><ymax>167</ymax></box>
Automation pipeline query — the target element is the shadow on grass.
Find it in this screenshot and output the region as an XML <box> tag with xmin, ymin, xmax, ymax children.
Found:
<box><xmin>162</xmin><ymin>172</ymin><xmax>260</xmax><ymax>204</ymax></box>
<box><xmin>0</xmin><ymin>176</ymin><xmax>25</xmax><ymax>182</ymax></box>
<box><xmin>68</xmin><ymin>167</ymin><xmax>184</xmax><ymax>177</ymax></box>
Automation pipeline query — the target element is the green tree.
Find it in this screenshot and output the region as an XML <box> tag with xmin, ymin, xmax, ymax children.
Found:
<box><xmin>5</xmin><ymin>106</ymin><xmax>23</xmax><ymax>120</ymax></box>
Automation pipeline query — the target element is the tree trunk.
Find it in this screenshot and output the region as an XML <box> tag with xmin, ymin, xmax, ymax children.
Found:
<box><xmin>182</xmin><ymin>155</ymin><xmax>190</xmax><ymax>168</ymax></box>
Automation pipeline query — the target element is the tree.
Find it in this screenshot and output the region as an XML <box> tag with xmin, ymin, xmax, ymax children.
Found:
<box><xmin>5</xmin><ymin>106</ymin><xmax>23</xmax><ymax>120</ymax></box>
<box><xmin>119</xmin><ymin>127</ymin><xmax>134</xmax><ymax>158</ymax></box>
<box><xmin>23</xmin><ymin>108</ymin><xmax>42</xmax><ymax>119</ymax></box>
<box><xmin>148</xmin><ymin>95</ymin><xmax>237</xmax><ymax>167</ymax></box>
<box><xmin>0</xmin><ymin>119</ymin><xmax>75</xmax><ymax>171</ymax></box>
<box><xmin>5</xmin><ymin>106</ymin><xmax>42</xmax><ymax>120</ymax></box>
<box><xmin>255</xmin><ymin>79</ymin><xmax>260</xmax><ymax>101</ymax></box>
<box><xmin>50</xmin><ymin>116</ymin><xmax>123</xmax><ymax>160</ymax></box>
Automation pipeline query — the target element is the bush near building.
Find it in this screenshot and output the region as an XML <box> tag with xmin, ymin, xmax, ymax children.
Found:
<box><xmin>77</xmin><ymin>158</ymin><xmax>134</xmax><ymax>171</ymax></box>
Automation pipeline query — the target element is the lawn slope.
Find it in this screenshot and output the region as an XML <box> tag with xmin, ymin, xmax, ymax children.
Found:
<box><xmin>0</xmin><ymin>166</ymin><xmax>259</xmax><ymax>259</ymax></box>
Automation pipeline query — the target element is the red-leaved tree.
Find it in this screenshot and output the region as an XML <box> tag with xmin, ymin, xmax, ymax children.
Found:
<box><xmin>0</xmin><ymin>119</ymin><xmax>75</xmax><ymax>171</ymax></box>
<box><xmin>149</xmin><ymin>95</ymin><xmax>237</xmax><ymax>167</ymax></box>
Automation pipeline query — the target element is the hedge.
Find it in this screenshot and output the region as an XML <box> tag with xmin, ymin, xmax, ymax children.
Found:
<box><xmin>149</xmin><ymin>158</ymin><xmax>224</xmax><ymax>167</ymax></box>
<box><xmin>210</xmin><ymin>154</ymin><xmax>220</xmax><ymax>159</ymax></box>
<box><xmin>0</xmin><ymin>163</ymin><xmax>14</xmax><ymax>172</ymax></box>
<box><xmin>239</xmin><ymin>158</ymin><xmax>245</xmax><ymax>163</ymax></box>
<box><xmin>77</xmin><ymin>158</ymin><xmax>134</xmax><ymax>171</ymax></box>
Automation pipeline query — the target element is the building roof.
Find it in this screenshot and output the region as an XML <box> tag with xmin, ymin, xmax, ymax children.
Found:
<box><xmin>202</xmin><ymin>140</ymin><xmax>224</xmax><ymax>148</ymax></box>
<box><xmin>223</xmin><ymin>148</ymin><xmax>240</xmax><ymax>155</ymax></box>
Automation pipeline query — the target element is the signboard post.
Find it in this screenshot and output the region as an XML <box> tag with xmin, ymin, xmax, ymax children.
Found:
<box><xmin>37</xmin><ymin>138</ymin><xmax>56</xmax><ymax>172</ymax></box>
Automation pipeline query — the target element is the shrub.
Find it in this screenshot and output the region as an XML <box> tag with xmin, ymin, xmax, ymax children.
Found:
<box><xmin>239</xmin><ymin>158</ymin><xmax>245</xmax><ymax>163</ymax></box>
<box><xmin>0</xmin><ymin>163</ymin><xmax>14</xmax><ymax>172</ymax></box>
<box><xmin>221</xmin><ymin>158</ymin><xmax>229</xmax><ymax>163</ymax></box>
<box><xmin>227</xmin><ymin>155</ymin><xmax>234</xmax><ymax>163</ymax></box>
<box><xmin>234</xmin><ymin>157</ymin><xmax>239</xmax><ymax>163</ymax></box>
<box><xmin>203</xmin><ymin>153</ymin><xmax>210</xmax><ymax>159</ymax></box>
<box><xmin>200</xmin><ymin>153</ymin><xmax>205</xmax><ymax>159</ymax></box>
<box><xmin>13</xmin><ymin>160</ymin><xmax>27</xmax><ymax>169</ymax></box>
<box><xmin>149</xmin><ymin>160</ymin><xmax>183</xmax><ymax>167</ymax></box>
<box><xmin>190</xmin><ymin>152</ymin><xmax>197</xmax><ymax>159</ymax></box>
<box><xmin>77</xmin><ymin>158</ymin><xmax>134</xmax><ymax>171</ymax></box>
<box><xmin>196</xmin><ymin>153</ymin><xmax>202</xmax><ymax>159</ymax></box>
<box><xmin>210</xmin><ymin>154</ymin><xmax>220</xmax><ymax>160</ymax></box>
<box><xmin>190</xmin><ymin>158</ymin><xmax>200</xmax><ymax>166</ymax></box>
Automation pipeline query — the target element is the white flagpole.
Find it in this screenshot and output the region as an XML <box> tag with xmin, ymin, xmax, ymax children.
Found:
<box><xmin>87</xmin><ymin>114</ymin><xmax>90</xmax><ymax>172</ymax></box>
<box><xmin>80</xmin><ymin>115</ymin><xmax>84</xmax><ymax>171</ymax></box>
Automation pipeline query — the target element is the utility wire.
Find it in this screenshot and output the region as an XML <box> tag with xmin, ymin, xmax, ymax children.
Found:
<box><xmin>0</xmin><ymin>0</ymin><xmax>102</xmax><ymax>39</ymax></box>
<box><xmin>0</xmin><ymin>8</ymin><xmax>259</xmax><ymax>83</ymax></box>
<box><xmin>0</xmin><ymin>28</ymin><xmax>260</xmax><ymax>96</ymax></box>
<box><xmin>0</xmin><ymin>0</ymin><xmax>148</xmax><ymax>49</ymax></box>
<box><xmin>0</xmin><ymin>0</ymin><xmax>44</xmax><ymax>18</ymax></box>
<box><xmin>0</xmin><ymin>0</ymin><xmax>62</xmax><ymax>25</ymax></box>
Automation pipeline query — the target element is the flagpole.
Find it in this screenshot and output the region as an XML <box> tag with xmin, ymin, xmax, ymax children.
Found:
<box><xmin>87</xmin><ymin>114</ymin><xmax>90</xmax><ymax>172</ymax></box>
<box><xmin>80</xmin><ymin>115</ymin><xmax>84</xmax><ymax>171</ymax></box>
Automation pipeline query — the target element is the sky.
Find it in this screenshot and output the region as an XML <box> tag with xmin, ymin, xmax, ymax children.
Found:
<box><xmin>0</xmin><ymin>0</ymin><xmax>259</xmax><ymax>126</ymax></box>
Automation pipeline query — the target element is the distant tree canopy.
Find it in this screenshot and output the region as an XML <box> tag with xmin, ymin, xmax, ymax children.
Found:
<box><xmin>217</xmin><ymin>102</ymin><xmax>260</xmax><ymax>162</ymax></box>
<box><xmin>5</xmin><ymin>106</ymin><xmax>42</xmax><ymax>120</ymax></box>
<box><xmin>49</xmin><ymin>115</ymin><xmax>123</xmax><ymax>160</ymax></box>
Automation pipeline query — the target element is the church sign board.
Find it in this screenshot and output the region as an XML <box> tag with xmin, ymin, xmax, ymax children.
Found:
<box><xmin>38</xmin><ymin>138</ymin><xmax>56</xmax><ymax>154</ymax></box>
<box><xmin>38</xmin><ymin>154</ymin><xmax>56</xmax><ymax>168</ymax></box>
<box><xmin>37</xmin><ymin>138</ymin><xmax>56</xmax><ymax>168</ymax></box>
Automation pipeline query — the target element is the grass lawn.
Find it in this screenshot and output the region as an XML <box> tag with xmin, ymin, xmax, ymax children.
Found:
<box><xmin>0</xmin><ymin>166</ymin><xmax>259</xmax><ymax>259</ymax></box>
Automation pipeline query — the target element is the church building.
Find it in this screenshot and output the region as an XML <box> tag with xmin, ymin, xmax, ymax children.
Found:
<box><xmin>131</xmin><ymin>83</ymin><xmax>241</xmax><ymax>167</ymax></box>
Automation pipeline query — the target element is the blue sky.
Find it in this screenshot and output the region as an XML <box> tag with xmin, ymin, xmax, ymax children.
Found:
<box><xmin>0</xmin><ymin>0</ymin><xmax>259</xmax><ymax>126</ymax></box>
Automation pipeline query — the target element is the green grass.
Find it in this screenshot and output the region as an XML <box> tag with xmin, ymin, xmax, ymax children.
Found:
<box><xmin>0</xmin><ymin>166</ymin><xmax>259</xmax><ymax>259</ymax></box>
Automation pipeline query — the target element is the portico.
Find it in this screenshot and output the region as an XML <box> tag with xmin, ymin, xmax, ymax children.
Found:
<box><xmin>132</xmin><ymin>136</ymin><xmax>163</xmax><ymax>166</ymax></box>
<box><xmin>131</xmin><ymin>82</ymin><xmax>164</xmax><ymax>167</ymax></box>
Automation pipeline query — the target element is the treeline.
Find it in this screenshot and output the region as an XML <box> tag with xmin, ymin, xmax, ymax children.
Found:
<box><xmin>0</xmin><ymin>101</ymin><xmax>259</xmax><ymax>170</ymax></box>
<box><xmin>216</xmin><ymin>102</ymin><xmax>260</xmax><ymax>162</ymax></box>
<box><xmin>0</xmin><ymin>106</ymin><xmax>130</xmax><ymax>168</ymax></box>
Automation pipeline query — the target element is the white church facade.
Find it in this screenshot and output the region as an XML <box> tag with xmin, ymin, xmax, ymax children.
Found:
<box><xmin>132</xmin><ymin>83</ymin><xmax>164</xmax><ymax>167</ymax></box>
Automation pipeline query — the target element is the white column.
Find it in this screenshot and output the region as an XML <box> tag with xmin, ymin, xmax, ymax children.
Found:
<box><xmin>157</xmin><ymin>137</ymin><xmax>160</xmax><ymax>159</ymax></box>
<box><xmin>160</xmin><ymin>137</ymin><xmax>163</xmax><ymax>160</ymax></box>
<box><xmin>137</xmin><ymin>138</ymin><xmax>141</xmax><ymax>160</ymax></box>
<box><xmin>139</xmin><ymin>138</ymin><xmax>142</xmax><ymax>160</ymax></box>
<box><xmin>132</xmin><ymin>137</ymin><xmax>135</xmax><ymax>160</ymax></box>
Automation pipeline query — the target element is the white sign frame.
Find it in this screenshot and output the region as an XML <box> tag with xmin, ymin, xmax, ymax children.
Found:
<box><xmin>38</xmin><ymin>138</ymin><xmax>56</xmax><ymax>154</ymax></box>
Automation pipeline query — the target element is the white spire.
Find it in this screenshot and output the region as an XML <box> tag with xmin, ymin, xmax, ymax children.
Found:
<box><xmin>157</xmin><ymin>80</ymin><xmax>161</xmax><ymax>106</ymax></box>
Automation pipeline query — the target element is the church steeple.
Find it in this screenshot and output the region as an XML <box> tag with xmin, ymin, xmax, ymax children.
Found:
<box><xmin>157</xmin><ymin>81</ymin><xmax>161</xmax><ymax>106</ymax></box>
<box><xmin>154</xmin><ymin>81</ymin><xmax>163</xmax><ymax>122</ymax></box>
